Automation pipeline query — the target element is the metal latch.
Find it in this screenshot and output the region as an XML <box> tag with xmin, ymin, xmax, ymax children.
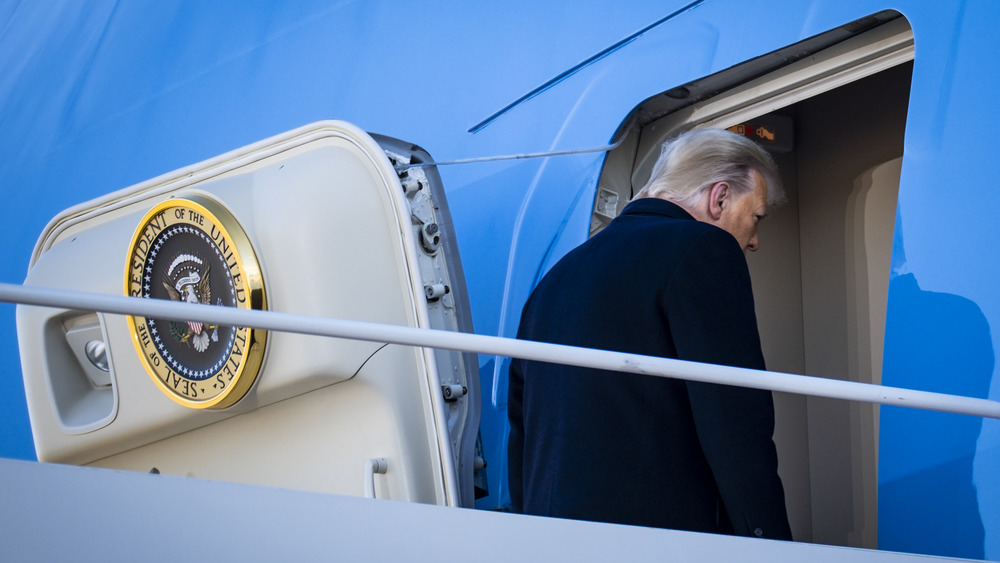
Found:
<box><xmin>442</xmin><ymin>384</ymin><xmax>467</xmax><ymax>402</ymax></box>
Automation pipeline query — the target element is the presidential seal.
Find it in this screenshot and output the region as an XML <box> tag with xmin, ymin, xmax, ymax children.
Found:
<box><xmin>125</xmin><ymin>195</ymin><xmax>266</xmax><ymax>409</ymax></box>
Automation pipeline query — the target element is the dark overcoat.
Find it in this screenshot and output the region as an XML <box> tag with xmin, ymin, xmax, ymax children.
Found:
<box><xmin>508</xmin><ymin>197</ymin><xmax>791</xmax><ymax>539</ymax></box>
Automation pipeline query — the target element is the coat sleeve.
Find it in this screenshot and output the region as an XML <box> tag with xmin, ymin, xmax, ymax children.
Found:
<box><xmin>664</xmin><ymin>228</ymin><xmax>792</xmax><ymax>540</ymax></box>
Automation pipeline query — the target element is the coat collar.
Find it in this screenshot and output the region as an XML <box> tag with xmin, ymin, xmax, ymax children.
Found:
<box><xmin>620</xmin><ymin>197</ymin><xmax>695</xmax><ymax>221</ymax></box>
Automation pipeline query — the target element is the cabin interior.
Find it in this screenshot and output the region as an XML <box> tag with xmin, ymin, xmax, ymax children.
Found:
<box><xmin>591</xmin><ymin>13</ymin><xmax>912</xmax><ymax>547</ymax></box>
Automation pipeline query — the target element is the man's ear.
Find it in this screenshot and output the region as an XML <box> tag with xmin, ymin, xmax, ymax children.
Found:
<box><xmin>708</xmin><ymin>182</ymin><xmax>730</xmax><ymax>220</ymax></box>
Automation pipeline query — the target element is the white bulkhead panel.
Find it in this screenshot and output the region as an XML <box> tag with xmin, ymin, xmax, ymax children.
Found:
<box><xmin>17</xmin><ymin>121</ymin><xmax>477</xmax><ymax>507</ymax></box>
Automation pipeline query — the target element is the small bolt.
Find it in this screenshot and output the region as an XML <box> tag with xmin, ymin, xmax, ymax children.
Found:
<box><xmin>85</xmin><ymin>340</ymin><xmax>109</xmax><ymax>372</ymax></box>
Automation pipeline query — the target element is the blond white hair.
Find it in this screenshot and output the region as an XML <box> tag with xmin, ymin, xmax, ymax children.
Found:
<box><xmin>635</xmin><ymin>128</ymin><xmax>784</xmax><ymax>207</ymax></box>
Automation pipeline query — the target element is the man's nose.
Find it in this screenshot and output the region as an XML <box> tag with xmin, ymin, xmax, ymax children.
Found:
<box><xmin>746</xmin><ymin>234</ymin><xmax>759</xmax><ymax>252</ymax></box>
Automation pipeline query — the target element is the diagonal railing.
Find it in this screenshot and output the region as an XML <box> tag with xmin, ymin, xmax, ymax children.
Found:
<box><xmin>3</xmin><ymin>282</ymin><xmax>999</xmax><ymax>420</ymax></box>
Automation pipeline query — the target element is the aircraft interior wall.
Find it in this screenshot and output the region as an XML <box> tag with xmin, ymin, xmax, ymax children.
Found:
<box><xmin>748</xmin><ymin>62</ymin><xmax>911</xmax><ymax>546</ymax></box>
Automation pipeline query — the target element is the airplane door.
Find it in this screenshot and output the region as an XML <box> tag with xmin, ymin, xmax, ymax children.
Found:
<box><xmin>17</xmin><ymin>121</ymin><xmax>481</xmax><ymax>507</ymax></box>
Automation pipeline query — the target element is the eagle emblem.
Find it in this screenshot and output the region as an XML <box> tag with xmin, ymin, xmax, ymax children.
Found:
<box><xmin>127</xmin><ymin>195</ymin><xmax>266</xmax><ymax>409</ymax></box>
<box><xmin>162</xmin><ymin>253</ymin><xmax>218</xmax><ymax>352</ymax></box>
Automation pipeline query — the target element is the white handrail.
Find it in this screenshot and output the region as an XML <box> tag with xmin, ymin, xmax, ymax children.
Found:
<box><xmin>5</xmin><ymin>282</ymin><xmax>1000</xmax><ymax>420</ymax></box>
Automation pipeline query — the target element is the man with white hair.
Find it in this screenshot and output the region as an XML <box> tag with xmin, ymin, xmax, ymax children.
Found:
<box><xmin>508</xmin><ymin>128</ymin><xmax>792</xmax><ymax>539</ymax></box>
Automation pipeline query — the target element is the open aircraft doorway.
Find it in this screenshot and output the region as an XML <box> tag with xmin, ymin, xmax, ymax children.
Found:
<box><xmin>591</xmin><ymin>12</ymin><xmax>913</xmax><ymax>548</ymax></box>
